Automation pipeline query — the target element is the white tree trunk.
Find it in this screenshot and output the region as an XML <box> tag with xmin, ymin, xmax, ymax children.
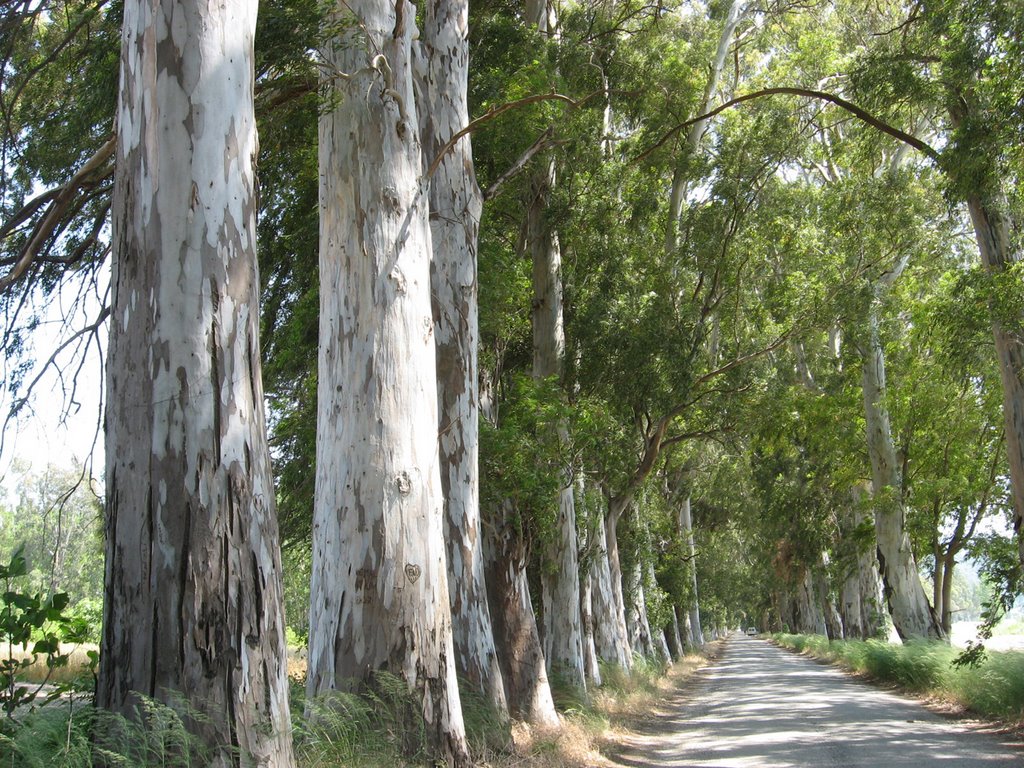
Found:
<box><xmin>665</xmin><ymin>0</ymin><xmax>746</xmax><ymax>254</ymax></box>
<box><xmin>527</xmin><ymin>148</ymin><xmax>586</xmax><ymax>693</ymax></box>
<box><xmin>678</xmin><ymin>496</ymin><xmax>704</xmax><ymax>646</ymax></box>
<box><xmin>309</xmin><ymin>1</ymin><xmax>469</xmax><ymax>761</ymax></box>
<box><xmin>965</xmin><ymin>197</ymin><xmax>1024</xmax><ymax>570</ymax></box>
<box><xmin>792</xmin><ymin>567</ymin><xmax>827</xmax><ymax>635</ymax></box>
<box><xmin>580</xmin><ymin>567</ymin><xmax>602</xmax><ymax>686</ymax></box>
<box><xmin>839</xmin><ymin>487</ymin><xmax>884</xmax><ymax>639</ymax></box>
<box><xmin>815</xmin><ymin>559</ymin><xmax>844</xmax><ymax>640</ymax></box>
<box><xmin>668</xmin><ymin>607</ymin><xmax>684</xmax><ymax>658</ymax></box>
<box><xmin>861</xmin><ymin>308</ymin><xmax>945</xmax><ymax>641</ymax></box>
<box><xmin>99</xmin><ymin>0</ymin><xmax>294</xmax><ymax>761</ymax></box>
<box><xmin>418</xmin><ymin>0</ymin><xmax>506</xmax><ymax>714</ymax></box>
<box><xmin>589</xmin><ymin>511</ymin><xmax>631</xmax><ymax>668</ymax></box>
<box><xmin>597</xmin><ymin>499</ymin><xmax>634</xmax><ymax>667</ymax></box>
<box><xmin>578</xmin><ymin>497</ymin><xmax>603</xmax><ymax>686</ymax></box>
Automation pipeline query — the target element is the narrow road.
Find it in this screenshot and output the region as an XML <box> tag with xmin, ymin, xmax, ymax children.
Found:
<box><xmin>612</xmin><ymin>634</ymin><xmax>1022</xmax><ymax>767</ymax></box>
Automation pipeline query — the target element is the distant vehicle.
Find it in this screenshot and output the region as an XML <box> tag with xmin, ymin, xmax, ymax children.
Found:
<box><xmin>745</xmin><ymin>627</ymin><xmax>758</xmax><ymax>636</ymax></box>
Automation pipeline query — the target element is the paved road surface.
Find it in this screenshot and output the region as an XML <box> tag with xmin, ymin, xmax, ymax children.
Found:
<box><xmin>613</xmin><ymin>634</ymin><xmax>1022</xmax><ymax>767</ymax></box>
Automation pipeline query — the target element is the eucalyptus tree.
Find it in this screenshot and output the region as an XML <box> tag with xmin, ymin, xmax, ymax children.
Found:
<box><xmin>519</xmin><ymin>0</ymin><xmax>587</xmax><ymax>693</ymax></box>
<box><xmin>307</xmin><ymin>0</ymin><xmax>470</xmax><ymax>760</ymax></box>
<box><xmin>97</xmin><ymin>0</ymin><xmax>295</xmax><ymax>761</ymax></box>
<box><xmin>890</xmin><ymin>279</ymin><xmax>1010</xmax><ymax>635</ymax></box>
<box><xmin>418</xmin><ymin>0</ymin><xmax>508</xmax><ymax>714</ymax></box>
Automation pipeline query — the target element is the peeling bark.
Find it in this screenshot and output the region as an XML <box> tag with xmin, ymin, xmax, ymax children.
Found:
<box><xmin>589</xmin><ymin>509</ymin><xmax>631</xmax><ymax>668</ymax></box>
<box><xmin>838</xmin><ymin>490</ymin><xmax>884</xmax><ymax>640</ymax></box>
<box><xmin>861</xmin><ymin>307</ymin><xmax>945</xmax><ymax>641</ymax></box>
<box><xmin>678</xmin><ymin>496</ymin><xmax>704</xmax><ymax>647</ymax></box>
<box><xmin>98</xmin><ymin>0</ymin><xmax>294</xmax><ymax>762</ymax></box>
<box><xmin>418</xmin><ymin>0</ymin><xmax>506</xmax><ymax>714</ymax></box>
<box><xmin>308</xmin><ymin>0</ymin><xmax>469</xmax><ymax>762</ymax></box>
<box><xmin>965</xmin><ymin>197</ymin><xmax>1024</xmax><ymax>570</ymax></box>
<box><xmin>483</xmin><ymin>502</ymin><xmax>560</xmax><ymax>728</ymax></box>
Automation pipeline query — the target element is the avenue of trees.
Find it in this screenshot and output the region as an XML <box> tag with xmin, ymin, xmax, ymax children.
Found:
<box><xmin>0</xmin><ymin>0</ymin><xmax>1022</xmax><ymax>764</ymax></box>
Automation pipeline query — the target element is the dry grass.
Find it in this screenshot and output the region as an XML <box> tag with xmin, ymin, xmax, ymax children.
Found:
<box><xmin>481</xmin><ymin>642</ymin><xmax>723</xmax><ymax>768</ymax></box>
<box><xmin>2</xmin><ymin>641</ymin><xmax>97</xmax><ymax>686</ymax></box>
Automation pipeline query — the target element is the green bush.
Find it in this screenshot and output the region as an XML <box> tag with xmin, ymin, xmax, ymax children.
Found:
<box><xmin>773</xmin><ymin>633</ymin><xmax>1024</xmax><ymax>721</ymax></box>
<box><xmin>0</xmin><ymin>545</ymin><xmax>77</xmax><ymax>716</ymax></box>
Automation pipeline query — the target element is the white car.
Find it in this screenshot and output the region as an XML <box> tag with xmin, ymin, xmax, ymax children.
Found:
<box><xmin>745</xmin><ymin>626</ymin><xmax>758</xmax><ymax>636</ymax></box>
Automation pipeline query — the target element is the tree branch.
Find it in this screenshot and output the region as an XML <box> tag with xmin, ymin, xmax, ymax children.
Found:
<box><xmin>0</xmin><ymin>136</ymin><xmax>115</xmax><ymax>294</ymax></box>
<box><xmin>636</xmin><ymin>87</ymin><xmax>939</xmax><ymax>165</ymax></box>
<box><xmin>483</xmin><ymin>127</ymin><xmax>559</xmax><ymax>201</ymax></box>
<box><xmin>427</xmin><ymin>90</ymin><xmax>596</xmax><ymax>179</ymax></box>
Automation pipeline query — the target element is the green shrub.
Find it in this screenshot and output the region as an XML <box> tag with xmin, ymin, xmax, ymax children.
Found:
<box><xmin>0</xmin><ymin>545</ymin><xmax>77</xmax><ymax>716</ymax></box>
<box><xmin>774</xmin><ymin>633</ymin><xmax>1024</xmax><ymax>722</ymax></box>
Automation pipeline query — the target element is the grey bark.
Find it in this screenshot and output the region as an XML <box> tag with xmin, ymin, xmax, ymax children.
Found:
<box><xmin>838</xmin><ymin>488</ymin><xmax>884</xmax><ymax>639</ymax></box>
<box><xmin>484</xmin><ymin>501</ymin><xmax>560</xmax><ymax>728</ymax></box>
<box><xmin>860</xmin><ymin>303</ymin><xmax>945</xmax><ymax>641</ymax></box>
<box><xmin>308</xmin><ymin>0</ymin><xmax>469</xmax><ymax>761</ymax></box>
<box><xmin>964</xmin><ymin>196</ymin><xmax>1024</xmax><ymax>570</ymax></box>
<box><xmin>590</xmin><ymin>508</ymin><xmax>632</xmax><ymax>668</ymax></box>
<box><xmin>418</xmin><ymin>0</ymin><xmax>507</xmax><ymax>714</ymax></box>
<box><xmin>98</xmin><ymin>0</ymin><xmax>294</xmax><ymax>761</ymax></box>
<box><xmin>522</xmin><ymin>0</ymin><xmax>586</xmax><ymax>692</ymax></box>
<box><xmin>678</xmin><ymin>496</ymin><xmax>704</xmax><ymax>646</ymax></box>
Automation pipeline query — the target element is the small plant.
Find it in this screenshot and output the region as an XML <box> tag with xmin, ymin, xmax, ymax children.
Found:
<box><xmin>0</xmin><ymin>545</ymin><xmax>77</xmax><ymax>719</ymax></box>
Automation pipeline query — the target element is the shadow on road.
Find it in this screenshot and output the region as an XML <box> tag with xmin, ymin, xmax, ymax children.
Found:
<box><xmin>612</xmin><ymin>635</ymin><xmax>1022</xmax><ymax>768</ymax></box>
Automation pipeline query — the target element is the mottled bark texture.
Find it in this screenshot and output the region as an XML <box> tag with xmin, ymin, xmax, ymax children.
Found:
<box><xmin>593</xmin><ymin>499</ymin><xmax>633</xmax><ymax>668</ymax></box>
<box><xmin>418</xmin><ymin>0</ymin><xmax>506</xmax><ymax>714</ymax></box>
<box><xmin>484</xmin><ymin>501</ymin><xmax>560</xmax><ymax>728</ymax></box>
<box><xmin>308</xmin><ymin>0</ymin><xmax>469</xmax><ymax>763</ymax></box>
<box><xmin>965</xmin><ymin>197</ymin><xmax>1024</xmax><ymax>571</ymax></box>
<box><xmin>861</xmin><ymin>307</ymin><xmax>945</xmax><ymax>641</ymax></box>
<box><xmin>838</xmin><ymin>488</ymin><xmax>884</xmax><ymax>640</ymax></box>
<box><xmin>99</xmin><ymin>0</ymin><xmax>294</xmax><ymax>763</ymax></box>
<box><xmin>527</xmin><ymin>166</ymin><xmax>586</xmax><ymax>689</ymax></box>
<box><xmin>678</xmin><ymin>496</ymin><xmax>704</xmax><ymax>646</ymax></box>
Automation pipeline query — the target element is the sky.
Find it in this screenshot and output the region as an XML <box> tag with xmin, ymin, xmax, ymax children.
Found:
<box><xmin>0</xmin><ymin>276</ymin><xmax>107</xmax><ymax>500</ymax></box>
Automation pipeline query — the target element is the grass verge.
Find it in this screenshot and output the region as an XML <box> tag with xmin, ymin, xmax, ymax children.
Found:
<box><xmin>0</xmin><ymin>644</ymin><xmax>721</xmax><ymax>767</ymax></box>
<box><xmin>771</xmin><ymin>633</ymin><xmax>1024</xmax><ymax>724</ymax></box>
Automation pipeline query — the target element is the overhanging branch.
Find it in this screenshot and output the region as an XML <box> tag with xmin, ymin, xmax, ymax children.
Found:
<box><xmin>637</xmin><ymin>87</ymin><xmax>939</xmax><ymax>164</ymax></box>
<box><xmin>427</xmin><ymin>90</ymin><xmax>597</xmax><ymax>179</ymax></box>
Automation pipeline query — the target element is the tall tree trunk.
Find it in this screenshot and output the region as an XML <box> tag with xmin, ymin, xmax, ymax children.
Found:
<box><xmin>523</xmin><ymin>0</ymin><xmax>586</xmax><ymax>691</ymax></box>
<box><xmin>578</xmin><ymin>489</ymin><xmax>603</xmax><ymax>686</ymax></box>
<box><xmin>838</xmin><ymin>492</ymin><xmax>882</xmax><ymax>640</ymax></box>
<box><xmin>666</xmin><ymin>608</ymin><xmax>683</xmax><ymax>660</ymax></box>
<box><xmin>308</xmin><ymin>0</ymin><xmax>469</xmax><ymax>762</ymax></box>
<box><xmin>939</xmin><ymin>552</ymin><xmax>956</xmax><ymax>636</ymax></box>
<box><xmin>793</xmin><ymin>567</ymin><xmax>827</xmax><ymax>635</ymax></box>
<box><xmin>678</xmin><ymin>496</ymin><xmax>704</xmax><ymax>646</ymax></box>
<box><xmin>816</xmin><ymin>557</ymin><xmax>844</xmax><ymax>641</ymax></box>
<box><xmin>418</xmin><ymin>0</ymin><xmax>506</xmax><ymax>714</ymax></box>
<box><xmin>484</xmin><ymin>502</ymin><xmax>560</xmax><ymax>728</ymax></box>
<box><xmin>98</xmin><ymin>0</ymin><xmax>294</xmax><ymax>762</ymax></box>
<box><xmin>580</xmin><ymin>568</ymin><xmax>602</xmax><ymax>686</ymax></box>
<box><xmin>601</xmin><ymin>497</ymin><xmax>634</xmax><ymax>666</ymax></box>
<box><xmin>589</xmin><ymin>509</ymin><xmax>631</xmax><ymax>668</ymax></box>
<box><xmin>964</xmin><ymin>197</ymin><xmax>1024</xmax><ymax>570</ymax></box>
<box><xmin>861</xmin><ymin>307</ymin><xmax>945</xmax><ymax>641</ymax></box>
<box><xmin>625</xmin><ymin>561</ymin><xmax>654</xmax><ymax>657</ymax></box>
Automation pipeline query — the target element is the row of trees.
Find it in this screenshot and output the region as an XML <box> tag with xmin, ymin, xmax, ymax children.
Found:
<box><xmin>0</xmin><ymin>0</ymin><xmax>1022</xmax><ymax>765</ymax></box>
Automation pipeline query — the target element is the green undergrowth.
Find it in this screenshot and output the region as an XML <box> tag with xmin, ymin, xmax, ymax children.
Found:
<box><xmin>772</xmin><ymin>633</ymin><xmax>1024</xmax><ymax>723</ymax></box>
<box><xmin>0</xmin><ymin>651</ymin><xmax>709</xmax><ymax>767</ymax></box>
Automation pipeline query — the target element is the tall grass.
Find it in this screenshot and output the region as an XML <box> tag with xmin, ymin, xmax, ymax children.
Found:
<box><xmin>0</xmin><ymin>695</ymin><xmax>210</xmax><ymax>768</ymax></box>
<box><xmin>772</xmin><ymin>633</ymin><xmax>1024</xmax><ymax>722</ymax></box>
<box><xmin>0</xmin><ymin>647</ymin><xmax>720</xmax><ymax>767</ymax></box>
